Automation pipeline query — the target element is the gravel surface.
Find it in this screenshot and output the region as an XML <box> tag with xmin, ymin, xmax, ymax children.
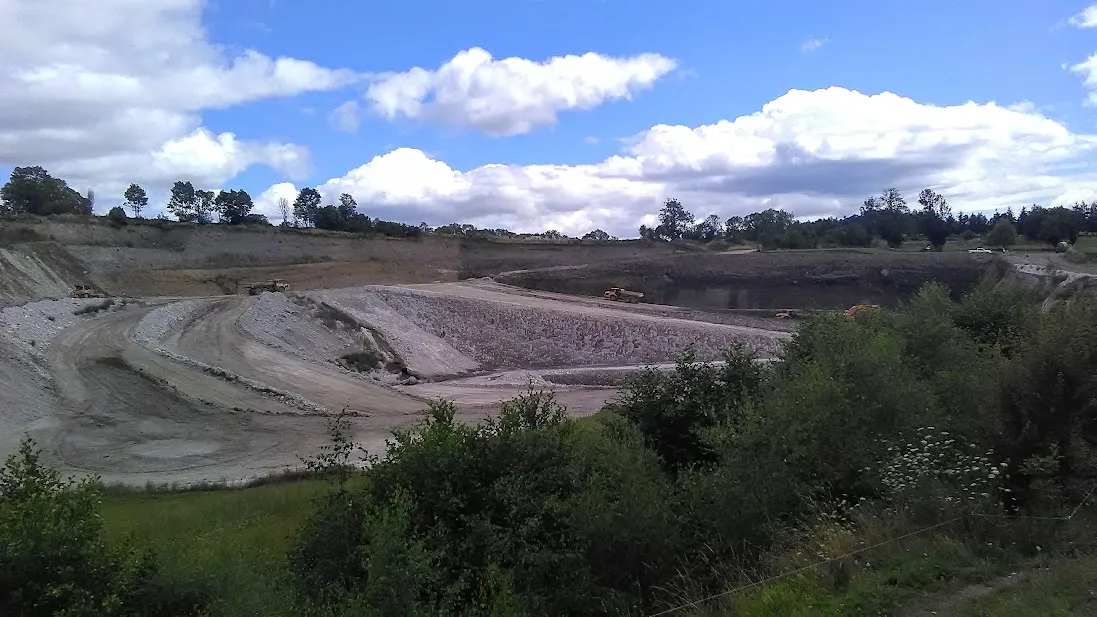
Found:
<box><xmin>369</xmin><ymin>285</ymin><xmax>783</xmax><ymax>369</ymax></box>
<box><xmin>237</xmin><ymin>293</ymin><xmax>355</xmax><ymax>366</ymax></box>
<box><xmin>133</xmin><ymin>299</ymin><xmax>205</xmax><ymax>349</ymax></box>
<box><xmin>133</xmin><ymin>298</ymin><xmax>329</xmax><ymax>414</ymax></box>
<box><xmin>313</xmin><ymin>289</ymin><xmax>479</xmax><ymax>379</ymax></box>
<box><xmin>0</xmin><ymin>297</ymin><xmax>128</xmax><ymax>357</ymax></box>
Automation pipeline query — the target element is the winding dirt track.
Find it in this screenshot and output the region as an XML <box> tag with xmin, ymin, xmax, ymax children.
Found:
<box><xmin>25</xmin><ymin>280</ymin><xmax>790</xmax><ymax>486</ymax></box>
<box><xmin>163</xmin><ymin>297</ymin><xmax>425</xmax><ymax>417</ymax></box>
<box><xmin>32</xmin><ymin>290</ymin><xmax>631</xmax><ymax>484</ymax></box>
<box><xmin>42</xmin><ymin>303</ymin><xmax>326</xmax><ymax>485</ymax></box>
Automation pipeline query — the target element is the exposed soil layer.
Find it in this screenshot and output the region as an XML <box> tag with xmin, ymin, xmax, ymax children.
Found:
<box><xmin>497</xmin><ymin>249</ymin><xmax>994</xmax><ymax>310</ymax></box>
<box><xmin>0</xmin><ymin>217</ymin><xmax>690</xmax><ymax>302</ymax></box>
<box><xmin>0</xmin><ymin>217</ymin><xmax>1022</xmax><ymax>486</ymax></box>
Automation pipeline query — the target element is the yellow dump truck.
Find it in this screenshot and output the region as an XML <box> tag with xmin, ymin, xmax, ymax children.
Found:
<box><xmin>243</xmin><ymin>280</ymin><xmax>290</xmax><ymax>295</ymax></box>
<box><xmin>603</xmin><ymin>287</ymin><xmax>644</xmax><ymax>303</ymax></box>
<box><xmin>70</xmin><ymin>284</ymin><xmax>107</xmax><ymax>299</ymax></box>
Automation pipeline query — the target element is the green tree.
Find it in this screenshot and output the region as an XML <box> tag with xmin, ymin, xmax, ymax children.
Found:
<box><xmin>724</xmin><ymin>215</ymin><xmax>745</xmax><ymax>243</ymax></box>
<box><xmin>583</xmin><ymin>229</ymin><xmax>611</xmax><ymax>241</ymax></box>
<box><xmin>293</xmin><ymin>187</ymin><xmax>322</xmax><ymax>227</ymax></box>
<box><xmin>695</xmin><ymin>214</ymin><xmax>724</xmax><ymax>242</ymax></box>
<box><xmin>122</xmin><ymin>183</ymin><xmax>148</xmax><ymax>218</ymax></box>
<box><xmin>314</xmin><ymin>205</ymin><xmax>343</xmax><ymax>230</ymax></box>
<box><xmin>194</xmin><ymin>189</ymin><xmax>216</xmax><ymax>224</ymax></box>
<box><xmin>337</xmin><ymin>193</ymin><xmax>357</xmax><ymax>220</ymax></box>
<box><xmin>0</xmin><ymin>166</ymin><xmax>91</xmax><ymax>216</ymax></box>
<box><xmin>861</xmin><ymin>188</ymin><xmax>910</xmax><ymax>247</ymax></box>
<box><xmin>742</xmin><ymin>209</ymin><xmax>794</xmax><ymax>246</ymax></box>
<box><xmin>987</xmin><ymin>217</ymin><xmax>1017</xmax><ymax>248</ymax></box>
<box><xmin>918</xmin><ymin>188</ymin><xmax>951</xmax><ymax>249</ymax></box>
<box><xmin>167</xmin><ymin>181</ymin><xmax>197</xmax><ymax>222</ymax></box>
<box><xmin>657</xmin><ymin>198</ymin><xmax>693</xmax><ymax>240</ymax></box>
<box><xmin>1038</xmin><ymin>208</ymin><xmax>1085</xmax><ymax>245</ymax></box>
<box><xmin>214</xmin><ymin>189</ymin><xmax>254</xmax><ymax>225</ymax></box>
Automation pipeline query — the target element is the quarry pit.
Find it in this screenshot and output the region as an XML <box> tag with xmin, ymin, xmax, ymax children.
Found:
<box><xmin>0</xmin><ymin>217</ymin><xmax>1044</xmax><ymax>485</ymax></box>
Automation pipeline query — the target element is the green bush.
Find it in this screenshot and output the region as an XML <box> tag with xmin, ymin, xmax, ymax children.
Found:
<box><xmin>286</xmin><ymin>281</ymin><xmax>1097</xmax><ymax>616</ymax></box>
<box><xmin>106</xmin><ymin>206</ymin><xmax>128</xmax><ymax>226</ymax></box>
<box><xmin>613</xmin><ymin>345</ymin><xmax>763</xmax><ymax>474</ymax></box>
<box><xmin>0</xmin><ymin>438</ymin><xmax>209</xmax><ymax>616</ymax></box>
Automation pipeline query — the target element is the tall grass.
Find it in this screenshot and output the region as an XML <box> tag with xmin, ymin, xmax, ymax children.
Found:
<box><xmin>99</xmin><ymin>478</ymin><xmax>337</xmax><ymax>616</ymax></box>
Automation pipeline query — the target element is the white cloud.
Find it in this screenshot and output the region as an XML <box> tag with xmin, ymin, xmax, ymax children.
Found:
<box><xmin>1069</xmin><ymin>5</ymin><xmax>1097</xmax><ymax>28</ymax></box>
<box><xmin>801</xmin><ymin>38</ymin><xmax>829</xmax><ymax>53</ymax></box>
<box><xmin>280</xmin><ymin>87</ymin><xmax>1097</xmax><ymax>238</ymax></box>
<box><xmin>0</xmin><ymin>0</ymin><xmax>360</xmax><ymax>202</ymax></box>
<box><xmin>328</xmin><ymin>101</ymin><xmax>361</xmax><ymax>133</ymax></box>
<box><xmin>362</xmin><ymin>47</ymin><xmax>677</xmax><ymax>136</ymax></box>
<box><xmin>254</xmin><ymin>182</ymin><xmax>301</xmax><ymax>223</ymax></box>
<box><xmin>1069</xmin><ymin>53</ymin><xmax>1097</xmax><ymax>105</ymax></box>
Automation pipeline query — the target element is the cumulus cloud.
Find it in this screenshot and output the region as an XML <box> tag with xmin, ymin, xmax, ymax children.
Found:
<box><xmin>1069</xmin><ymin>5</ymin><xmax>1097</xmax><ymax>28</ymax></box>
<box><xmin>801</xmin><ymin>38</ymin><xmax>829</xmax><ymax>53</ymax></box>
<box><xmin>253</xmin><ymin>182</ymin><xmax>301</xmax><ymax>223</ymax></box>
<box><xmin>278</xmin><ymin>88</ymin><xmax>1097</xmax><ymax>238</ymax></box>
<box><xmin>362</xmin><ymin>47</ymin><xmax>678</xmax><ymax>136</ymax></box>
<box><xmin>0</xmin><ymin>0</ymin><xmax>360</xmax><ymax>200</ymax></box>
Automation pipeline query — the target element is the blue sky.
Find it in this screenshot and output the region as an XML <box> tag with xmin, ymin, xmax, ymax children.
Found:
<box><xmin>208</xmin><ymin>0</ymin><xmax>1096</xmax><ymax>178</ymax></box>
<box><xmin>3</xmin><ymin>0</ymin><xmax>1097</xmax><ymax>236</ymax></box>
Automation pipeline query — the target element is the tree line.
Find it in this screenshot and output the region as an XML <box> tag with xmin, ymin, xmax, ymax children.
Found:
<box><xmin>641</xmin><ymin>188</ymin><xmax>1097</xmax><ymax>249</ymax></box>
<box><xmin>5</xmin><ymin>166</ymin><xmax>1095</xmax><ymax>246</ymax></box>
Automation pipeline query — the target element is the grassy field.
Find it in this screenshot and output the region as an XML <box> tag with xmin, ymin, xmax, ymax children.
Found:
<box><xmin>955</xmin><ymin>554</ymin><xmax>1097</xmax><ymax>616</ymax></box>
<box><xmin>99</xmin><ymin>474</ymin><xmax>1097</xmax><ymax>617</ymax></box>
<box><xmin>100</xmin><ymin>477</ymin><xmax>337</xmax><ymax>616</ymax></box>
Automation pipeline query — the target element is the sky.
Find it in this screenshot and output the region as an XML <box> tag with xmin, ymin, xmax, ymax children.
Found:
<box><xmin>3</xmin><ymin>1</ymin><xmax>1097</xmax><ymax>238</ymax></box>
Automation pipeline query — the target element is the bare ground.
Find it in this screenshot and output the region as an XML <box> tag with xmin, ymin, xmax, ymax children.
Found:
<box><xmin>2</xmin><ymin>278</ymin><xmax>786</xmax><ymax>485</ymax></box>
<box><xmin>0</xmin><ymin>219</ymin><xmax>1019</xmax><ymax>486</ymax></box>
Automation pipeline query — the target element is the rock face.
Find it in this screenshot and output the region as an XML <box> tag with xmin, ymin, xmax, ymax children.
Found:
<box><xmin>499</xmin><ymin>251</ymin><xmax>992</xmax><ymax>311</ymax></box>
<box><xmin>0</xmin><ymin>243</ymin><xmax>91</xmax><ymax>307</ymax></box>
<box><xmin>0</xmin><ymin>217</ymin><xmax>687</xmax><ymax>302</ymax></box>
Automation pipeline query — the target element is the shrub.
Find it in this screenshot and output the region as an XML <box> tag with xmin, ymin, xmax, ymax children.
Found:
<box><xmin>0</xmin><ymin>438</ymin><xmax>209</xmax><ymax>616</ymax></box>
<box><xmin>288</xmin><ymin>281</ymin><xmax>1097</xmax><ymax>616</ymax></box>
<box><xmin>875</xmin><ymin>426</ymin><xmax>1006</xmax><ymax>521</ymax></box>
<box><xmin>107</xmin><ymin>206</ymin><xmax>128</xmax><ymax>226</ymax></box>
<box><xmin>291</xmin><ymin>389</ymin><xmax>690</xmax><ymax>615</ymax></box>
<box><xmin>614</xmin><ymin>344</ymin><xmax>763</xmax><ymax>474</ymax></box>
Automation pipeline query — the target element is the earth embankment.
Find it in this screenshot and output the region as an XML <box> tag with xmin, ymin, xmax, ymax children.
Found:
<box><xmin>498</xmin><ymin>249</ymin><xmax>993</xmax><ymax>310</ymax></box>
<box><xmin>0</xmin><ymin>217</ymin><xmax>689</xmax><ymax>301</ymax></box>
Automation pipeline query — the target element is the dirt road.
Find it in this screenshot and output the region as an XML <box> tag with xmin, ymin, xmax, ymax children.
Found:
<box><xmin>6</xmin><ymin>276</ymin><xmax>791</xmax><ymax>486</ymax></box>
<box><xmin>41</xmin><ymin>304</ymin><xmax>329</xmax><ymax>485</ymax></box>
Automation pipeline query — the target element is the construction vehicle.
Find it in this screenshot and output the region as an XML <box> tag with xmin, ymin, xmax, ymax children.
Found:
<box><xmin>70</xmin><ymin>284</ymin><xmax>107</xmax><ymax>299</ymax></box>
<box><xmin>844</xmin><ymin>304</ymin><xmax>880</xmax><ymax>320</ymax></box>
<box><xmin>243</xmin><ymin>279</ymin><xmax>290</xmax><ymax>295</ymax></box>
<box><xmin>603</xmin><ymin>287</ymin><xmax>644</xmax><ymax>303</ymax></box>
